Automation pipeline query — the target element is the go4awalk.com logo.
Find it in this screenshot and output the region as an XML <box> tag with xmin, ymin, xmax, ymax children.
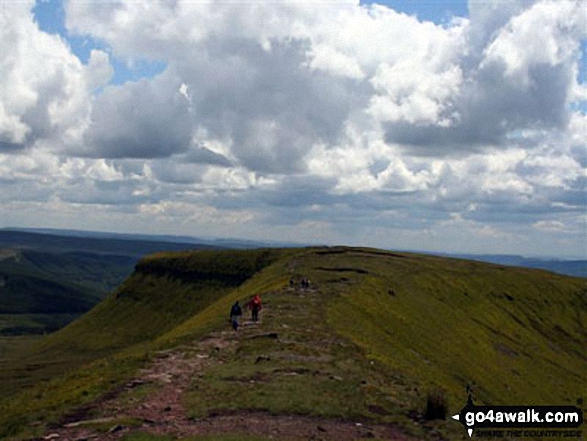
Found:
<box><xmin>452</xmin><ymin>396</ymin><xmax>584</xmax><ymax>438</ymax></box>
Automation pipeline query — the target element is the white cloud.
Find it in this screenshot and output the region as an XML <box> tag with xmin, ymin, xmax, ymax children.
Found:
<box><xmin>305</xmin><ymin>44</ymin><xmax>366</xmax><ymax>79</ymax></box>
<box><xmin>0</xmin><ymin>0</ymin><xmax>584</xmax><ymax>257</ymax></box>
<box><xmin>480</xmin><ymin>1</ymin><xmax>586</xmax><ymax>87</ymax></box>
<box><xmin>138</xmin><ymin>200</ymin><xmax>255</xmax><ymax>225</ymax></box>
<box><xmin>533</xmin><ymin>220</ymin><xmax>567</xmax><ymax>232</ymax></box>
<box><xmin>0</xmin><ymin>1</ymin><xmax>103</xmax><ymax>151</ymax></box>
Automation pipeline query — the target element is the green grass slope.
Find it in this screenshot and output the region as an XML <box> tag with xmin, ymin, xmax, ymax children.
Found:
<box><xmin>0</xmin><ymin>252</ymin><xmax>104</xmax><ymax>336</ymax></box>
<box><xmin>0</xmin><ymin>247</ymin><xmax>585</xmax><ymax>440</ymax></box>
<box><xmin>37</xmin><ymin>248</ymin><xmax>287</xmax><ymax>355</ymax></box>
<box><xmin>0</xmin><ymin>249</ymin><xmax>287</xmax><ymax>396</ymax></box>
<box><xmin>0</xmin><ymin>249</ymin><xmax>136</xmax><ymax>335</ymax></box>
<box><xmin>20</xmin><ymin>249</ymin><xmax>136</xmax><ymax>293</ymax></box>
<box><xmin>319</xmin><ymin>248</ymin><xmax>586</xmax><ymax>405</ymax></box>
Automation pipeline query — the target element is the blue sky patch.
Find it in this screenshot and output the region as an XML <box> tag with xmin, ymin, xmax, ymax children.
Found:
<box><xmin>360</xmin><ymin>0</ymin><xmax>469</xmax><ymax>24</ymax></box>
<box><xmin>33</xmin><ymin>0</ymin><xmax>167</xmax><ymax>85</ymax></box>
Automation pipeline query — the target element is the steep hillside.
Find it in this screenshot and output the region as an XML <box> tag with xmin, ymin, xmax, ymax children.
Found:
<box><xmin>0</xmin><ymin>225</ymin><xmax>232</xmax><ymax>337</ymax></box>
<box><xmin>319</xmin><ymin>248</ymin><xmax>586</xmax><ymax>404</ymax></box>
<box><xmin>0</xmin><ymin>249</ymin><xmax>135</xmax><ymax>335</ymax></box>
<box><xmin>0</xmin><ymin>249</ymin><xmax>288</xmax><ymax>397</ymax></box>
<box><xmin>0</xmin><ymin>247</ymin><xmax>585</xmax><ymax>440</ymax></box>
<box><xmin>39</xmin><ymin>248</ymin><xmax>287</xmax><ymax>354</ymax></box>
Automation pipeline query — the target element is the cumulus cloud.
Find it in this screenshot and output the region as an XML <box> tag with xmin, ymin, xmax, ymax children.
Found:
<box><xmin>385</xmin><ymin>0</ymin><xmax>586</xmax><ymax>152</ymax></box>
<box><xmin>81</xmin><ymin>71</ymin><xmax>194</xmax><ymax>158</ymax></box>
<box><xmin>173</xmin><ymin>37</ymin><xmax>365</xmax><ymax>173</ymax></box>
<box><xmin>64</xmin><ymin>1</ymin><xmax>470</xmax><ymax>166</ymax></box>
<box><xmin>63</xmin><ymin>0</ymin><xmax>586</xmax><ymax>164</ymax></box>
<box><xmin>0</xmin><ymin>1</ymin><xmax>110</xmax><ymax>152</ymax></box>
<box><xmin>0</xmin><ymin>0</ymin><xmax>584</xmax><ymax>257</ymax></box>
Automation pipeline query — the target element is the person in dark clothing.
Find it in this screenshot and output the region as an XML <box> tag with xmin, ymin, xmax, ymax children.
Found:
<box><xmin>230</xmin><ymin>301</ymin><xmax>243</xmax><ymax>331</ymax></box>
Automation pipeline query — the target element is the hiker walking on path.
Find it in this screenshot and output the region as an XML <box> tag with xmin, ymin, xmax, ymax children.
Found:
<box><xmin>248</xmin><ymin>294</ymin><xmax>262</xmax><ymax>322</ymax></box>
<box><xmin>230</xmin><ymin>301</ymin><xmax>243</xmax><ymax>331</ymax></box>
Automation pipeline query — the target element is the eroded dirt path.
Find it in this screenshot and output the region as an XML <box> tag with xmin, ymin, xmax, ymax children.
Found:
<box><xmin>39</xmin><ymin>288</ymin><xmax>418</xmax><ymax>441</ymax></box>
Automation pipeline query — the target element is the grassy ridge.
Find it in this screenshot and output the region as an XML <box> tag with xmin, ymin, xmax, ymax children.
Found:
<box><xmin>321</xmin><ymin>248</ymin><xmax>586</xmax><ymax>405</ymax></box>
<box><xmin>0</xmin><ymin>249</ymin><xmax>287</xmax><ymax>393</ymax></box>
<box><xmin>0</xmin><ymin>249</ymin><xmax>290</xmax><ymax>438</ymax></box>
<box><xmin>0</xmin><ymin>247</ymin><xmax>585</xmax><ymax>440</ymax></box>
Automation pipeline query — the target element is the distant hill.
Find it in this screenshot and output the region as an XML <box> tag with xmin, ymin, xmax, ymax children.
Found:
<box><xmin>1</xmin><ymin>247</ymin><xmax>585</xmax><ymax>440</ymax></box>
<box><xmin>0</xmin><ymin>229</ymin><xmax>219</xmax><ymax>257</ymax></box>
<box><xmin>446</xmin><ymin>253</ymin><xmax>587</xmax><ymax>278</ymax></box>
<box><xmin>0</xmin><ymin>229</ymin><xmax>225</xmax><ymax>336</ymax></box>
<box><xmin>8</xmin><ymin>227</ymin><xmax>583</xmax><ymax>276</ymax></box>
<box><xmin>3</xmin><ymin>227</ymin><xmax>302</xmax><ymax>250</ymax></box>
<box><xmin>0</xmin><ymin>249</ymin><xmax>135</xmax><ymax>335</ymax></box>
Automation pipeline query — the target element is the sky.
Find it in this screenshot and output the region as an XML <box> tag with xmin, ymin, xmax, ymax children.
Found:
<box><xmin>0</xmin><ymin>0</ymin><xmax>585</xmax><ymax>258</ymax></box>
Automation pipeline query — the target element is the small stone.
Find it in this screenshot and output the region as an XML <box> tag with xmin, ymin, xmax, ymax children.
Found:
<box><xmin>108</xmin><ymin>424</ymin><xmax>124</xmax><ymax>433</ymax></box>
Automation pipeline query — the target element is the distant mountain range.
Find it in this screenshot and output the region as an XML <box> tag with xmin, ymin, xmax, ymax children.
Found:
<box><xmin>444</xmin><ymin>253</ymin><xmax>586</xmax><ymax>278</ymax></box>
<box><xmin>0</xmin><ymin>228</ymin><xmax>218</xmax><ymax>257</ymax></box>
<box><xmin>1</xmin><ymin>227</ymin><xmax>584</xmax><ymax>279</ymax></box>
<box><xmin>2</xmin><ymin>227</ymin><xmax>302</xmax><ymax>250</ymax></box>
<box><xmin>0</xmin><ymin>229</ymin><xmax>221</xmax><ymax>336</ymax></box>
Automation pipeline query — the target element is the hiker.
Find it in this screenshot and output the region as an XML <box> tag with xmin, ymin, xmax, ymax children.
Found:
<box><xmin>230</xmin><ymin>301</ymin><xmax>242</xmax><ymax>331</ymax></box>
<box><xmin>289</xmin><ymin>278</ymin><xmax>295</xmax><ymax>288</ymax></box>
<box><xmin>248</xmin><ymin>294</ymin><xmax>262</xmax><ymax>322</ymax></box>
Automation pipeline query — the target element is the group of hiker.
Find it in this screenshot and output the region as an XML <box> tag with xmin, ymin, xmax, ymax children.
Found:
<box><xmin>289</xmin><ymin>277</ymin><xmax>311</xmax><ymax>289</ymax></box>
<box><xmin>229</xmin><ymin>294</ymin><xmax>262</xmax><ymax>331</ymax></box>
<box><xmin>230</xmin><ymin>277</ymin><xmax>311</xmax><ymax>331</ymax></box>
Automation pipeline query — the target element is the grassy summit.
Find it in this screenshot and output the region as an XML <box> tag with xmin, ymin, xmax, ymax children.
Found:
<box><xmin>0</xmin><ymin>247</ymin><xmax>584</xmax><ymax>440</ymax></box>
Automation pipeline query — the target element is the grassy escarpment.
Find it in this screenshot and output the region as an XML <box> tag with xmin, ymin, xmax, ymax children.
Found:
<box><xmin>0</xmin><ymin>248</ymin><xmax>289</xmax><ymax>438</ymax></box>
<box><xmin>174</xmin><ymin>247</ymin><xmax>585</xmax><ymax>436</ymax></box>
<box><xmin>48</xmin><ymin>248</ymin><xmax>284</xmax><ymax>353</ymax></box>
<box><xmin>321</xmin><ymin>248</ymin><xmax>586</xmax><ymax>405</ymax></box>
<box><xmin>0</xmin><ymin>246</ymin><xmax>585</xmax><ymax>440</ymax></box>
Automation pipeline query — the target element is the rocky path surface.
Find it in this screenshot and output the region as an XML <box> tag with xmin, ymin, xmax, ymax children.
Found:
<box><xmin>38</xmin><ymin>287</ymin><xmax>417</xmax><ymax>441</ymax></box>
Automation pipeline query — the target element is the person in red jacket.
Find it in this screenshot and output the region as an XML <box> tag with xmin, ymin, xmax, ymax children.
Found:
<box><xmin>248</xmin><ymin>294</ymin><xmax>262</xmax><ymax>322</ymax></box>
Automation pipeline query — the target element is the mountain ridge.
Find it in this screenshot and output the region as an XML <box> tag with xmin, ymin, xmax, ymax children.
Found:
<box><xmin>0</xmin><ymin>246</ymin><xmax>585</xmax><ymax>440</ymax></box>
